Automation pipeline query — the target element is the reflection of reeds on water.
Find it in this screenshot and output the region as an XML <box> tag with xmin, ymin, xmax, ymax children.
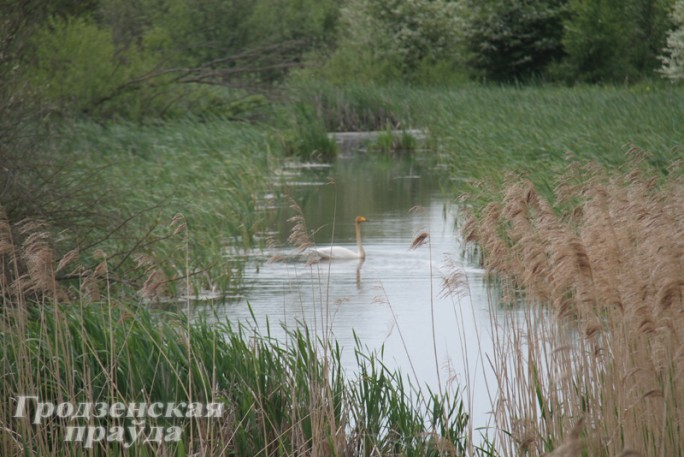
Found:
<box><xmin>1</xmin><ymin>198</ymin><xmax>474</xmax><ymax>455</ymax></box>
<box><xmin>463</xmin><ymin>156</ymin><xmax>684</xmax><ymax>456</ymax></box>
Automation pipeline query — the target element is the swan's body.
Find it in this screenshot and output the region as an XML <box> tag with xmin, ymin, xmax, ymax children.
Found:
<box><xmin>312</xmin><ymin>216</ymin><xmax>367</xmax><ymax>260</ymax></box>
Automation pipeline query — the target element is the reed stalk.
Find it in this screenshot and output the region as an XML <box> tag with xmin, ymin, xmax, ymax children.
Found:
<box><xmin>463</xmin><ymin>155</ymin><xmax>684</xmax><ymax>456</ymax></box>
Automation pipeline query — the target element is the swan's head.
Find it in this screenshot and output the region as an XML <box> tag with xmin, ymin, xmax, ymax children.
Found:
<box><xmin>355</xmin><ymin>216</ymin><xmax>367</xmax><ymax>224</ymax></box>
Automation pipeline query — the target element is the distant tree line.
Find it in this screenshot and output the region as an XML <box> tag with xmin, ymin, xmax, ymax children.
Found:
<box><xmin>1</xmin><ymin>0</ymin><xmax>684</xmax><ymax>119</ymax></box>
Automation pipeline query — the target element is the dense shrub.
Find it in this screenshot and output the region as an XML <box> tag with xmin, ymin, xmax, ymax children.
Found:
<box><xmin>661</xmin><ymin>0</ymin><xmax>684</xmax><ymax>81</ymax></box>
<box><xmin>561</xmin><ymin>0</ymin><xmax>673</xmax><ymax>82</ymax></box>
<box><xmin>463</xmin><ymin>0</ymin><xmax>568</xmax><ymax>82</ymax></box>
<box><xmin>323</xmin><ymin>0</ymin><xmax>464</xmax><ymax>83</ymax></box>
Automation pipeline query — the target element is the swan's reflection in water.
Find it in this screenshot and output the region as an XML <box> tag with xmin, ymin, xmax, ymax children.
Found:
<box><xmin>193</xmin><ymin>155</ymin><xmax>496</xmax><ymax>435</ymax></box>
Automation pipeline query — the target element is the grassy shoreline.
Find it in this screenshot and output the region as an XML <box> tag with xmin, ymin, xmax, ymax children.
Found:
<box><xmin>463</xmin><ymin>157</ymin><xmax>684</xmax><ymax>455</ymax></box>
<box><xmin>3</xmin><ymin>83</ymin><xmax>683</xmax><ymax>455</ymax></box>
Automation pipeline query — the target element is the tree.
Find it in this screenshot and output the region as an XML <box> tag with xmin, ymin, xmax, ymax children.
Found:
<box><xmin>17</xmin><ymin>0</ymin><xmax>342</xmax><ymax>118</ymax></box>
<box><xmin>325</xmin><ymin>0</ymin><xmax>465</xmax><ymax>83</ymax></box>
<box><xmin>463</xmin><ymin>0</ymin><xmax>568</xmax><ymax>82</ymax></box>
<box><xmin>562</xmin><ymin>0</ymin><xmax>673</xmax><ymax>82</ymax></box>
<box><xmin>660</xmin><ymin>0</ymin><xmax>684</xmax><ymax>81</ymax></box>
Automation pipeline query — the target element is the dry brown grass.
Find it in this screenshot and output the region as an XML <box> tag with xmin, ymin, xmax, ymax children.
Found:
<box><xmin>463</xmin><ymin>155</ymin><xmax>684</xmax><ymax>456</ymax></box>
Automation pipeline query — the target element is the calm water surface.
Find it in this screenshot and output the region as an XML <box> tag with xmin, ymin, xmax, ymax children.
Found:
<box><xmin>197</xmin><ymin>155</ymin><xmax>498</xmax><ymax>431</ymax></box>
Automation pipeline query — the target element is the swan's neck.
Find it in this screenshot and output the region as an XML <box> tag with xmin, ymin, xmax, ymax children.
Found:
<box><xmin>355</xmin><ymin>222</ymin><xmax>365</xmax><ymax>259</ymax></box>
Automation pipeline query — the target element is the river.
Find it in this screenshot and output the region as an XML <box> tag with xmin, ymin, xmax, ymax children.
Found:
<box><xmin>198</xmin><ymin>154</ymin><xmax>498</xmax><ymax>435</ymax></box>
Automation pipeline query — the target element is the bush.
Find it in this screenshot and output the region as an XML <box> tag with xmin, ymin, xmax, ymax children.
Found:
<box><xmin>562</xmin><ymin>0</ymin><xmax>673</xmax><ymax>82</ymax></box>
<box><xmin>463</xmin><ymin>0</ymin><xmax>568</xmax><ymax>82</ymax></box>
<box><xmin>661</xmin><ymin>0</ymin><xmax>684</xmax><ymax>81</ymax></box>
<box><xmin>26</xmin><ymin>16</ymin><xmax>170</xmax><ymax>118</ymax></box>
<box><xmin>324</xmin><ymin>0</ymin><xmax>464</xmax><ymax>83</ymax></box>
<box><xmin>279</xmin><ymin>102</ymin><xmax>338</xmax><ymax>161</ymax></box>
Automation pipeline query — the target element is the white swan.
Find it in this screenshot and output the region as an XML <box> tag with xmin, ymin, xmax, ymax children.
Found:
<box><xmin>312</xmin><ymin>216</ymin><xmax>367</xmax><ymax>260</ymax></box>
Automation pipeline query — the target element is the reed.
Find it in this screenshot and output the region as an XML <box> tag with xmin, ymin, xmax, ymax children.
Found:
<box><xmin>417</xmin><ymin>84</ymin><xmax>684</xmax><ymax>205</ymax></box>
<box><xmin>284</xmin><ymin>79</ymin><xmax>409</xmax><ymax>132</ymax></box>
<box><xmin>462</xmin><ymin>154</ymin><xmax>684</xmax><ymax>456</ymax></box>
<box><xmin>53</xmin><ymin>119</ymin><xmax>276</xmax><ymax>296</ymax></box>
<box><xmin>1</xmin><ymin>203</ymin><xmax>474</xmax><ymax>456</ymax></box>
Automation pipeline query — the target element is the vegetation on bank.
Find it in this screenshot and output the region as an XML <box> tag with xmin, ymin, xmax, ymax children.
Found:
<box><xmin>3</xmin><ymin>0</ymin><xmax>684</xmax><ymax>123</ymax></box>
<box><xmin>461</xmin><ymin>156</ymin><xmax>684</xmax><ymax>456</ymax></box>
<box><xmin>53</xmin><ymin>120</ymin><xmax>276</xmax><ymax>296</ymax></box>
<box><xmin>2</xmin><ymin>80</ymin><xmax>682</xmax><ymax>454</ymax></box>
<box><xmin>2</xmin><ymin>0</ymin><xmax>684</xmax><ymax>456</ymax></box>
<box><xmin>0</xmin><ymin>206</ymin><xmax>474</xmax><ymax>456</ymax></box>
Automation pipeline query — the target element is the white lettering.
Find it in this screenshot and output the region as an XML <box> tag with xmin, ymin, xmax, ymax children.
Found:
<box><xmin>147</xmin><ymin>402</ymin><xmax>163</xmax><ymax>418</ymax></box>
<box><xmin>13</xmin><ymin>395</ymin><xmax>38</xmax><ymax>418</ymax></box>
<box><xmin>73</xmin><ymin>402</ymin><xmax>93</xmax><ymax>419</ymax></box>
<box><xmin>164</xmin><ymin>426</ymin><xmax>182</xmax><ymax>442</ymax></box>
<box><xmin>165</xmin><ymin>402</ymin><xmax>186</xmax><ymax>418</ymax></box>
<box><xmin>94</xmin><ymin>402</ymin><xmax>108</xmax><ymax>418</ymax></box>
<box><xmin>65</xmin><ymin>426</ymin><xmax>86</xmax><ymax>442</ymax></box>
<box><xmin>33</xmin><ymin>401</ymin><xmax>54</xmax><ymax>424</ymax></box>
<box><xmin>84</xmin><ymin>426</ymin><xmax>106</xmax><ymax>449</ymax></box>
<box><xmin>55</xmin><ymin>402</ymin><xmax>74</xmax><ymax>418</ymax></box>
<box><xmin>126</xmin><ymin>402</ymin><xmax>146</xmax><ymax>418</ymax></box>
<box><xmin>109</xmin><ymin>402</ymin><xmax>125</xmax><ymax>418</ymax></box>
<box><xmin>204</xmin><ymin>402</ymin><xmax>225</xmax><ymax>418</ymax></box>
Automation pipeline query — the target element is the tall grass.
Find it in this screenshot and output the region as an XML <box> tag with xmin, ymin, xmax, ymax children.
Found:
<box><xmin>277</xmin><ymin>80</ymin><xmax>684</xmax><ymax>181</ymax></box>
<box><xmin>273</xmin><ymin>80</ymin><xmax>416</xmax><ymax>160</ymax></box>
<box><xmin>284</xmin><ymin>80</ymin><xmax>412</xmax><ymax>132</ymax></box>
<box><xmin>0</xmin><ymin>203</ymin><xmax>474</xmax><ymax>456</ymax></box>
<box><xmin>21</xmin><ymin>82</ymin><xmax>684</xmax><ymax>456</ymax></box>
<box><xmin>53</xmin><ymin>119</ymin><xmax>276</xmax><ymax>296</ymax></box>
<box><xmin>462</xmin><ymin>155</ymin><xmax>684</xmax><ymax>455</ymax></box>
<box><xmin>401</xmin><ymin>84</ymin><xmax>683</xmax><ymax>205</ymax></box>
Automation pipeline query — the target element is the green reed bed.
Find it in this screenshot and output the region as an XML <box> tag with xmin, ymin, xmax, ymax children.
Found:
<box><xmin>54</xmin><ymin>119</ymin><xmax>277</xmax><ymax>296</ymax></box>
<box><xmin>24</xmin><ymin>82</ymin><xmax>682</xmax><ymax>457</ymax></box>
<box><xmin>399</xmin><ymin>84</ymin><xmax>684</xmax><ymax>203</ymax></box>
<box><xmin>275</xmin><ymin>80</ymin><xmax>684</xmax><ymax>200</ymax></box>
<box><xmin>276</xmin><ymin>79</ymin><xmax>422</xmax><ymax>159</ymax></box>
<box><xmin>285</xmin><ymin>80</ymin><xmax>684</xmax><ymax>192</ymax></box>
<box><xmin>284</xmin><ymin>80</ymin><xmax>415</xmax><ymax>132</ymax></box>
<box><xmin>1</xmin><ymin>301</ymin><xmax>474</xmax><ymax>456</ymax></box>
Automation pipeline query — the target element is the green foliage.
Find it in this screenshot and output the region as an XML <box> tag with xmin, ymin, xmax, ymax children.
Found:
<box><xmin>370</xmin><ymin>129</ymin><xmax>418</xmax><ymax>156</ymax></box>
<box><xmin>286</xmin><ymin>78</ymin><xmax>407</xmax><ymax>131</ymax></box>
<box><xmin>350</xmin><ymin>342</ymin><xmax>470</xmax><ymax>455</ymax></box>
<box><xmin>157</xmin><ymin>0</ymin><xmax>339</xmax><ymax>81</ymax></box>
<box><xmin>18</xmin><ymin>0</ymin><xmax>341</xmax><ymax>119</ymax></box>
<box><xmin>561</xmin><ymin>0</ymin><xmax>674</xmax><ymax>82</ymax></box>
<box><xmin>28</xmin><ymin>17</ymin><xmax>123</xmax><ymax>111</ymax></box>
<box><xmin>55</xmin><ymin>119</ymin><xmax>274</xmax><ymax>294</ymax></box>
<box><xmin>463</xmin><ymin>0</ymin><xmax>568</xmax><ymax>82</ymax></box>
<box><xmin>279</xmin><ymin>103</ymin><xmax>339</xmax><ymax>161</ymax></box>
<box><xmin>26</xmin><ymin>16</ymin><xmax>169</xmax><ymax>118</ymax></box>
<box><xmin>630</xmin><ymin>0</ymin><xmax>675</xmax><ymax>73</ymax></box>
<box><xmin>325</xmin><ymin>0</ymin><xmax>464</xmax><ymax>83</ymax></box>
<box><xmin>561</xmin><ymin>0</ymin><xmax>636</xmax><ymax>81</ymax></box>
<box><xmin>661</xmin><ymin>0</ymin><xmax>684</xmax><ymax>81</ymax></box>
<box><xmin>247</xmin><ymin>0</ymin><xmax>339</xmax><ymax>49</ymax></box>
<box><xmin>414</xmin><ymin>84</ymin><xmax>684</xmax><ymax>206</ymax></box>
<box><xmin>1</xmin><ymin>302</ymin><xmax>473</xmax><ymax>455</ymax></box>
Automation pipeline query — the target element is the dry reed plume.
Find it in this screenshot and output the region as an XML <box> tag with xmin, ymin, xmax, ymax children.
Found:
<box><xmin>463</xmin><ymin>154</ymin><xmax>684</xmax><ymax>456</ymax></box>
<box><xmin>0</xmin><ymin>206</ymin><xmax>187</xmax><ymax>305</ymax></box>
<box><xmin>0</xmin><ymin>210</ymin><xmax>70</xmax><ymax>303</ymax></box>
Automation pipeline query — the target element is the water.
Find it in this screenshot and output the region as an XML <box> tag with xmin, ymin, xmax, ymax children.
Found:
<box><xmin>197</xmin><ymin>155</ymin><xmax>497</xmax><ymax>433</ymax></box>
